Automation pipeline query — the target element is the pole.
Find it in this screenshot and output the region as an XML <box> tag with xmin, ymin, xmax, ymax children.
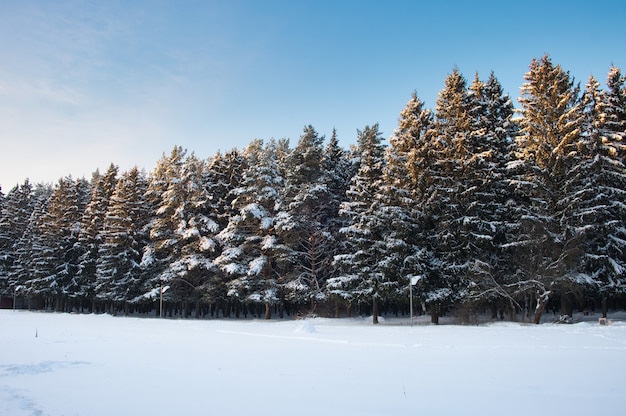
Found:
<box><xmin>159</xmin><ymin>283</ymin><xmax>163</xmax><ymax>318</ymax></box>
<box><xmin>409</xmin><ymin>279</ymin><xmax>413</xmax><ymax>327</ymax></box>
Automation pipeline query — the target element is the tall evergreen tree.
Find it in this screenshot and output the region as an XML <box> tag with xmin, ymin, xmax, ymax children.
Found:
<box><xmin>384</xmin><ymin>93</ymin><xmax>433</xmax><ymax>318</ymax></box>
<box><xmin>76</xmin><ymin>164</ymin><xmax>118</xmax><ymax>310</ymax></box>
<box><xmin>166</xmin><ymin>154</ymin><xmax>220</xmax><ymax>317</ymax></box>
<box><xmin>201</xmin><ymin>149</ymin><xmax>247</xmax><ymax>315</ymax></box>
<box><xmin>0</xmin><ymin>181</ymin><xmax>35</xmax><ymax>297</ymax></box>
<box><xmin>214</xmin><ymin>140</ymin><xmax>288</xmax><ymax>319</ymax></box>
<box><xmin>565</xmin><ymin>68</ymin><xmax>626</xmax><ymax>317</ymax></box>
<box><xmin>278</xmin><ymin>126</ymin><xmax>332</xmax><ymax>311</ymax></box>
<box><xmin>95</xmin><ymin>167</ymin><xmax>150</xmax><ymax>315</ymax></box>
<box><xmin>459</xmin><ymin>73</ymin><xmax>519</xmax><ymax>317</ymax></box>
<box><xmin>0</xmin><ymin>186</ymin><xmax>6</xmax><ymax>294</ymax></box>
<box><xmin>418</xmin><ymin>68</ymin><xmax>475</xmax><ymax>321</ymax></box>
<box><xmin>25</xmin><ymin>176</ymin><xmax>90</xmax><ymax>310</ymax></box>
<box><xmin>321</xmin><ymin>129</ymin><xmax>355</xmax><ymax>315</ymax></box>
<box><xmin>144</xmin><ymin>146</ymin><xmax>187</xmax><ymax>311</ymax></box>
<box><xmin>513</xmin><ymin>55</ymin><xmax>585</xmax><ymax>323</ymax></box>
<box><xmin>322</xmin><ymin>129</ymin><xmax>355</xmax><ymax>224</ymax></box>
<box><xmin>208</xmin><ymin>150</ymin><xmax>247</xmax><ymax>230</ymax></box>
<box><xmin>328</xmin><ymin>124</ymin><xmax>391</xmax><ymax>324</ymax></box>
<box><xmin>7</xmin><ymin>183</ymin><xmax>52</xmax><ymax>306</ymax></box>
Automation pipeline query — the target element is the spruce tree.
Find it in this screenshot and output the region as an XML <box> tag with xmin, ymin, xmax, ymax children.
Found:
<box><xmin>144</xmin><ymin>146</ymin><xmax>187</xmax><ymax>313</ymax></box>
<box><xmin>278</xmin><ymin>126</ymin><xmax>331</xmax><ymax>312</ymax></box>
<box><xmin>95</xmin><ymin>167</ymin><xmax>150</xmax><ymax>315</ymax></box>
<box><xmin>76</xmin><ymin>164</ymin><xmax>118</xmax><ymax>311</ymax></box>
<box><xmin>25</xmin><ymin>177</ymin><xmax>89</xmax><ymax>311</ymax></box>
<box><xmin>565</xmin><ymin>68</ymin><xmax>626</xmax><ymax>317</ymax></box>
<box><xmin>321</xmin><ymin>129</ymin><xmax>355</xmax><ymax>316</ymax></box>
<box><xmin>145</xmin><ymin>148</ymin><xmax>223</xmax><ymax>318</ymax></box>
<box><xmin>460</xmin><ymin>73</ymin><xmax>519</xmax><ymax>317</ymax></box>
<box><xmin>420</xmin><ymin>68</ymin><xmax>475</xmax><ymax>321</ymax></box>
<box><xmin>328</xmin><ymin>124</ymin><xmax>391</xmax><ymax>324</ymax></box>
<box><xmin>167</xmin><ymin>154</ymin><xmax>220</xmax><ymax>317</ymax></box>
<box><xmin>202</xmin><ymin>149</ymin><xmax>247</xmax><ymax>316</ymax></box>
<box><xmin>0</xmin><ymin>186</ymin><xmax>6</xmax><ymax>294</ymax></box>
<box><xmin>384</xmin><ymin>93</ymin><xmax>433</xmax><ymax>318</ymax></box>
<box><xmin>513</xmin><ymin>55</ymin><xmax>585</xmax><ymax>323</ymax></box>
<box><xmin>0</xmin><ymin>181</ymin><xmax>35</xmax><ymax>297</ymax></box>
<box><xmin>7</xmin><ymin>183</ymin><xmax>52</xmax><ymax>307</ymax></box>
<box><xmin>214</xmin><ymin>140</ymin><xmax>287</xmax><ymax>319</ymax></box>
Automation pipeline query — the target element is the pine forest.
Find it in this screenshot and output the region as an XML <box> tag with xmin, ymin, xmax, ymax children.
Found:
<box><xmin>1</xmin><ymin>55</ymin><xmax>625</xmax><ymax>324</ymax></box>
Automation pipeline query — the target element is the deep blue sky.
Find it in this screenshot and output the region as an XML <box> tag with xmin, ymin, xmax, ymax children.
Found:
<box><xmin>1</xmin><ymin>0</ymin><xmax>624</xmax><ymax>189</ymax></box>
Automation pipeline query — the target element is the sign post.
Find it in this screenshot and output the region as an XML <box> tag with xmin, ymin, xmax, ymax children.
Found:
<box><xmin>160</xmin><ymin>283</ymin><xmax>163</xmax><ymax>318</ymax></box>
<box><xmin>409</xmin><ymin>276</ymin><xmax>420</xmax><ymax>326</ymax></box>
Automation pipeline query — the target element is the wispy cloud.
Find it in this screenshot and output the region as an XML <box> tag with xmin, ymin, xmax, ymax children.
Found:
<box><xmin>0</xmin><ymin>2</ymin><xmax>176</xmax><ymax>187</ymax></box>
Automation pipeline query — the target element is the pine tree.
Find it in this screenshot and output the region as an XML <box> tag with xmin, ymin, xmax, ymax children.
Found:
<box><xmin>419</xmin><ymin>68</ymin><xmax>475</xmax><ymax>322</ymax></box>
<box><xmin>95</xmin><ymin>167</ymin><xmax>150</xmax><ymax>315</ymax></box>
<box><xmin>208</xmin><ymin>150</ymin><xmax>247</xmax><ymax>230</ymax></box>
<box><xmin>565</xmin><ymin>68</ymin><xmax>626</xmax><ymax>317</ymax></box>
<box><xmin>201</xmin><ymin>149</ymin><xmax>247</xmax><ymax>316</ymax></box>
<box><xmin>321</xmin><ymin>129</ymin><xmax>355</xmax><ymax>316</ymax></box>
<box><xmin>322</xmin><ymin>129</ymin><xmax>355</xmax><ymax>223</ymax></box>
<box><xmin>144</xmin><ymin>146</ymin><xmax>187</xmax><ymax>312</ymax></box>
<box><xmin>0</xmin><ymin>181</ymin><xmax>36</xmax><ymax>297</ymax></box>
<box><xmin>25</xmin><ymin>177</ymin><xmax>90</xmax><ymax>311</ymax></box>
<box><xmin>7</xmin><ymin>183</ymin><xmax>52</xmax><ymax>307</ymax></box>
<box><xmin>384</xmin><ymin>93</ymin><xmax>433</xmax><ymax>319</ymax></box>
<box><xmin>328</xmin><ymin>124</ymin><xmax>391</xmax><ymax>324</ymax></box>
<box><xmin>513</xmin><ymin>55</ymin><xmax>585</xmax><ymax>323</ymax></box>
<box><xmin>0</xmin><ymin>186</ymin><xmax>6</xmax><ymax>294</ymax></box>
<box><xmin>278</xmin><ymin>126</ymin><xmax>332</xmax><ymax>312</ymax></box>
<box><xmin>459</xmin><ymin>73</ymin><xmax>519</xmax><ymax>317</ymax></box>
<box><xmin>75</xmin><ymin>164</ymin><xmax>118</xmax><ymax>310</ymax></box>
<box><xmin>167</xmin><ymin>154</ymin><xmax>220</xmax><ymax>317</ymax></box>
<box><xmin>214</xmin><ymin>139</ymin><xmax>288</xmax><ymax>319</ymax></box>
<box><xmin>144</xmin><ymin>148</ymin><xmax>223</xmax><ymax>318</ymax></box>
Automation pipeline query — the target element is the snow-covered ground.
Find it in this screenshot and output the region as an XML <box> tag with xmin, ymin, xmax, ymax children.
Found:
<box><xmin>1</xmin><ymin>311</ymin><xmax>625</xmax><ymax>416</ymax></box>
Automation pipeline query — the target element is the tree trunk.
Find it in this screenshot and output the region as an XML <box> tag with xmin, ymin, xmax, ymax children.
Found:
<box><xmin>532</xmin><ymin>290</ymin><xmax>550</xmax><ymax>324</ymax></box>
<box><xmin>264</xmin><ymin>303</ymin><xmax>271</xmax><ymax>320</ymax></box>
<box><xmin>372</xmin><ymin>297</ymin><xmax>379</xmax><ymax>324</ymax></box>
<box><xmin>430</xmin><ymin>304</ymin><xmax>439</xmax><ymax>325</ymax></box>
<box><xmin>601</xmin><ymin>296</ymin><xmax>608</xmax><ymax>319</ymax></box>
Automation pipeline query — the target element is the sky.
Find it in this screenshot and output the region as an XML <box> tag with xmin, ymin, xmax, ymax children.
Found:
<box><xmin>1</xmin><ymin>0</ymin><xmax>624</xmax><ymax>190</ymax></box>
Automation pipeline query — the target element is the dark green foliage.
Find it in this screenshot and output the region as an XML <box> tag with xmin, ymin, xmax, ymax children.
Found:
<box><xmin>279</xmin><ymin>126</ymin><xmax>334</xmax><ymax>308</ymax></box>
<box><xmin>512</xmin><ymin>55</ymin><xmax>586</xmax><ymax>323</ymax></box>
<box><xmin>329</xmin><ymin>124</ymin><xmax>394</xmax><ymax>323</ymax></box>
<box><xmin>563</xmin><ymin>70</ymin><xmax>626</xmax><ymax>316</ymax></box>
<box><xmin>24</xmin><ymin>177</ymin><xmax>90</xmax><ymax>310</ymax></box>
<box><xmin>95</xmin><ymin>167</ymin><xmax>150</xmax><ymax>313</ymax></box>
<box><xmin>214</xmin><ymin>139</ymin><xmax>288</xmax><ymax>318</ymax></box>
<box><xmin>0</xmin><ymin>181</ymin><xmax>36</xmax><ymax>295</ymax></box>
<box><xmin>76</xmin><ymin>164</ymin><xmax>119</xmax><ymax>307</ymax></box>
<box><xmin>4</xmin><ymin>56</ymin><xmax>625</xmax><ymax>321</ymax></box>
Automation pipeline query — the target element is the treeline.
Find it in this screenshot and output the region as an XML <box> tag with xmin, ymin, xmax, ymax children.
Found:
<box><xmin>1</xmin><ymin>55</ymin><xmax>625</xmax><ymax>324</ymax></box>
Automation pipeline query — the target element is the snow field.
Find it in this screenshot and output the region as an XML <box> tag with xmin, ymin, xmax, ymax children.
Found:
<box><xmin>1</xmin><ymin>311</ymin><xmax>625</xmax><ymax>415</ymax></box>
